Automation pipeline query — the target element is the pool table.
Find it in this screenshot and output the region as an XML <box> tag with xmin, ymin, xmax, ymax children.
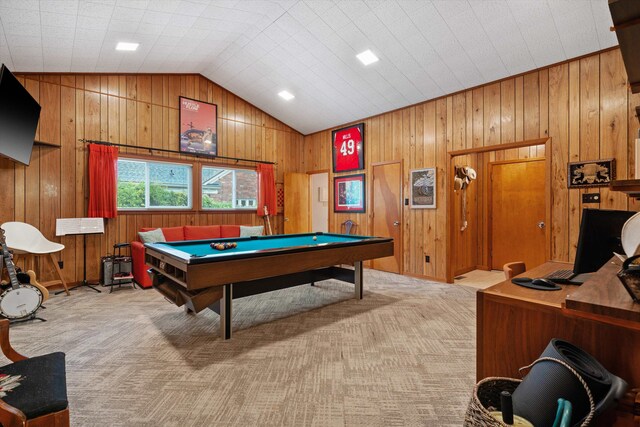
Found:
<box><xmin>145</xmin><ymin>232</ymin><xmax>394</xmax><ymax>339</ymax></box>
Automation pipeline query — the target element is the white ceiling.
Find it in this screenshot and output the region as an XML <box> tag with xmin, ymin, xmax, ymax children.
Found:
<box><xmin>0</xmin><ymin>0</ymin><xmax>617</xmax><ymax>135</ymax></box>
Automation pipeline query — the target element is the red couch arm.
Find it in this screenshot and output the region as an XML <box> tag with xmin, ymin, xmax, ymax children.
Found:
<box><xmin>131</xmin><ymin>241</ymin><xmax>152</xmax><ymax>288</ymax></box>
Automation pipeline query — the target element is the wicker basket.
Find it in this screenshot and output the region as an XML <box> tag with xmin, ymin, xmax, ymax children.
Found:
<box><xmin>464</xmin><ymin>377</ymin><xmax>521</xmax><ymax>427</ymax></box>
<box><xmin>464</xmin><ymin>358</ymin><xmax>595</xmax><ymax>427</ymax></box>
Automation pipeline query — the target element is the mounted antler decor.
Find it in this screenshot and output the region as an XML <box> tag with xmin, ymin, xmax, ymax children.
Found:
<box><xmin>454</xmin><ymin>165</ymin><xmax>477</xmax><ymax>231</ymax></box>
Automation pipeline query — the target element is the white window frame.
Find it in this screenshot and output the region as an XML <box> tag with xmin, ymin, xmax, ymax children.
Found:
<box><xmin>201</xmin><ymin>166</ymin><xmax>258</xmax><ymax>211</ymax></box>
<box><xmin>117</xmin><ymin>157</ymin><xmax>193</xmax><ymax>210</ymax></box>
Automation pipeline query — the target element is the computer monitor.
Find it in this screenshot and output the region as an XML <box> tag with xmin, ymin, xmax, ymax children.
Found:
<box><xmin>574</xmin><ymin>208</ymin><xmax>635</xmax><ymax>274</ymax></box>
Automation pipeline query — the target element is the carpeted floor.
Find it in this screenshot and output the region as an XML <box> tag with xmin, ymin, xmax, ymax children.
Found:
<box><xmin>7</xmin><ymin>269</ymin><xmax>477</xmax><ymax>426</ymax></box>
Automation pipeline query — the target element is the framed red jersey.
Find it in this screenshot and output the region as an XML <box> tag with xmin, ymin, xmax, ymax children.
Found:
<box><xmin>332</xmin><ymin>123</ymin><xmax>364</xmax><ymax>173</ymax></box>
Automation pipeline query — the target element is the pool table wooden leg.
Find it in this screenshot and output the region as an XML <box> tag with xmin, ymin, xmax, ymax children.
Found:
<box><xmin>354</xmin><ymin>261</ymin><xmax>363</xmax><ymax>299</ymax></box>
<box><xmin>220</xmin><ymin>283</ymin><xmax>233</xmax><ymax>339</ymax></box>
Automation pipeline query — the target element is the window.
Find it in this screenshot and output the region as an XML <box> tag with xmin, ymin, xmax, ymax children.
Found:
<box><xmin>117</xmin><ymin>158</ymin><xmax>192</xmax><ymax>209</ymax></box>
<box><xmin>202</xmin><ymin>166</ymin><xmax>257</xmax><ymax>210</ymax></box>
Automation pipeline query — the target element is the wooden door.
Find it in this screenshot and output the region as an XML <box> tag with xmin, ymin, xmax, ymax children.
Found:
<box><xmin>372</xmin><ymin>162</ymin><xmax>402</xmax><ymax>273</ymax></box>
<box><xmin>284</xmin><ymin>173</ymin><xmax>310</xmax><ymax>234</ymax></box>
<box><xmin>490</xmin><ymin>159</ymin><xmax>546</xmax><ymax>270</ymax></box>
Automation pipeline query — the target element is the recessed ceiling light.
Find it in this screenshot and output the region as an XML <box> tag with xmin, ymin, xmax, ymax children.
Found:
<box><xmin>356</xmin><ymin>49</ymin><xmax>379</xmax><ymax>66</ymax></box>
<box><xmin>278</xmin><ymin>90</ymin><xmax>295</xmax><ymax>101</ymax></box>
<box><xmin>116</xmin><ymin>42</ymin><xmax>139</xmax><ymax>51</ymax></box>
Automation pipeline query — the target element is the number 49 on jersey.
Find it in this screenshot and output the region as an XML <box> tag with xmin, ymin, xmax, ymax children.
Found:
<box><xmin>332</xmin><ymin>123</ymin><xmax>364</xmax><ymax>173</ymax></box>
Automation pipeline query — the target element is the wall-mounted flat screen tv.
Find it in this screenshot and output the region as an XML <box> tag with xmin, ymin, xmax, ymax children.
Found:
<box><xmin>0</xmin><ymin>64</ymin><xmax>40</xmax><ymax>166</ymax></box>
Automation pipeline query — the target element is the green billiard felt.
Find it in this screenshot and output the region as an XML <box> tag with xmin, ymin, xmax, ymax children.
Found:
<box><xmin>155</xmin><ymin>233</ymin><xmax>367</xmax><ymax>258</ymax></box>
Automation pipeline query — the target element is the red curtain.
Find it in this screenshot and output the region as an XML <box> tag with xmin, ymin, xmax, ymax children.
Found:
<box><xmin>257</xmin><ymin>163</ymin><xmax>277</xmax><ymax>216</ymax></box>
<box><xmin>88</xmin><ymin>144</ymin><xmax>119</xmax><ymax>218</ymax></box>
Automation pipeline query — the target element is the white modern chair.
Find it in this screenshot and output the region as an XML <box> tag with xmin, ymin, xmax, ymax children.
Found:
<box><xmin>1</xmin><ymin>222</ymin><xmax>69</xmax><ymax>295</ymax></box>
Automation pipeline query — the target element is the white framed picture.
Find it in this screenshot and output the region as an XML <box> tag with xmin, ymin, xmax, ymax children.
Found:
<box><xmin>410</xmin><ymin>168</ymin><xmax>436</xmax><ymax>209</ymax></box>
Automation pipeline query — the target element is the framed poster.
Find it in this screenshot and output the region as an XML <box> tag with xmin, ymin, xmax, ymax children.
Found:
<box><xmin>179</xmin><ymin>96</ymin><xmax>218</xmax><ymax>156</ymax></box>
<box><xmin>332</xmin><ymin>123</ymin><xmax>364</xmax><ymax>173</ymax></box>
<box><xmin>334</xmin><ymin>173</ymin><xmax>365</xmax><ymax>213</ymax></box>
<box><xmin>410</xmin><ymin>168</ymin><xmax>436</xmax><ymax>208</ymax></box>
<box><xmin>567</xmin><ymin>158</ymin><xmax>615</xmax><ymax>188</ymax></box>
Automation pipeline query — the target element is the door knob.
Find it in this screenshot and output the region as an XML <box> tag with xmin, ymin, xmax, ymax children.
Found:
<box><xmin>537</xmin><ymin>221</ymin><xmax>545</xmax><ymax>229</ymax></box>
<box><xmin>393</xmin><ymin>221</ymin><xmax>400</xmax><ymax>226</ymax></box>
<box><xmin>284</xmin><ymin>217</ymin><xmax>289</xmax><ymax>222</ymax></box>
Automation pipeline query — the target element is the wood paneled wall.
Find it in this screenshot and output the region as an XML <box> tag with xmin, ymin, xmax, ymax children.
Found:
<box><xmin>4</xmin><ymin>48</ymin><xmax>639</xmax><ymax>285</ymax></box>
<box><xmin>0</xmin><ymin>73</ymin><xmax>304</xmax><ymax>284</ymax></box>
<box><xmin>303</xmin><ymin>48</ymin><xmax>640</xmax><ymax>282</ymax></box>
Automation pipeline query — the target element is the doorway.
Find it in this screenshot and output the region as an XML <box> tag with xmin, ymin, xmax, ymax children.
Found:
<box><xmin>489</xmin><ymin>158</ymin><xmax>546</xmax><ymax>270</ymax></box>
<box><xmin>446</xmin><ymin>138</ymin><xmax>551</xmax><ymax>282</ymax></box>
<box><xmin>372</xmin><ymin>161</ymin><xmax>402</xmax><ymax>273</ymax></box>
<box><xmin>309</xmin><ymin>172</ymin><xmax>329</xmax><ymax>233</ymax></box>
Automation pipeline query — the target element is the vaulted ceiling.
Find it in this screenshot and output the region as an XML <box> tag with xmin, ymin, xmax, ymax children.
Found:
<box><xmin>0</xmin><ymin>0</ymin><xmax>617</xmax><ymax>135</ymax></box>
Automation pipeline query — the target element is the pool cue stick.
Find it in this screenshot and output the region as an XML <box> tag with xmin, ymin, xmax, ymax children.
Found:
<box><xmin>263</xmin><ymin>206</ymin><xmax>273</xmax><ymax>235</ymax></box>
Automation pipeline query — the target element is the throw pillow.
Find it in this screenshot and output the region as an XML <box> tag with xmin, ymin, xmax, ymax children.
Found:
<box><xmin>240</xmin><ymin>225</ymin><xmax>264</xmax><ymax>237</ymax></box>
<box><xmin>138</xmin><ymin>228</ymin><xmax>166</xmax><ymax>243</ymax></box>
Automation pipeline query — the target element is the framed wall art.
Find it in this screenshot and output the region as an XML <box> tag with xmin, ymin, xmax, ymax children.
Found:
<box><xmin>332</xmin><ymin>123</ymin><xmax>364</xmax><ymax>173</ymax></box>
<box><xmin>568</xmin><ymin>159</ymin><xmax>615</xmax><ymax>188</ymax></box>
<box><xmin>334</xmin><ymin>173</ymin><xmax>365</xmax><ymax>213</ymax></box>
<box><xmin>179</xmin><ymin>96</ymin><xmax>218</xmax><ymax>156</ymax></box>
<box><xmin>410</xmin><ymin>168</ymin><xmax>436</xmax><ymax>208</ymax></box>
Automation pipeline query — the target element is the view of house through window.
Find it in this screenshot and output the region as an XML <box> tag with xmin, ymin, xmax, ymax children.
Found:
<box><xmin>202</xmin><ymin>166</ymin><xmax>258</xmax><ymax>210</ymax></box>
<box><xmin>117</xmin><ymin>158</ymin><xmax>192</xmax><ymax>209</ymax></box>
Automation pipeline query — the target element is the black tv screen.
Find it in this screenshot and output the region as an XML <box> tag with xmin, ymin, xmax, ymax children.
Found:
<box><xmin>0</xmin><ymin>64</ymin><xmax>40</xmax><ymax>166</ymax></box>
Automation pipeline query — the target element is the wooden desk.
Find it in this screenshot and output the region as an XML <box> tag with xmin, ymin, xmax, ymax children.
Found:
<box><xmin>477</xmin><ymin>261</ymin><xmax>640</xmax><ymax>425</ymax></box>
<box><xmin>566</xmin><ymin>259</ymin><xmax>640</xmax><ymax>326</ymax></box>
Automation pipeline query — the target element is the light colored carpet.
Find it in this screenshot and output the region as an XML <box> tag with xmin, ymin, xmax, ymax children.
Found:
<box><xmin>6</xmin><ymin>269</ymin><xmax>477</xmax><ymax>426</ymax></box>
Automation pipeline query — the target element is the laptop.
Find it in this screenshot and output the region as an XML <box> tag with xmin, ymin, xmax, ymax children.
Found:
<box><xmin>544</xmin><ymin>208</ymin><xmax>634</xmax><ymax>285</ymax></box>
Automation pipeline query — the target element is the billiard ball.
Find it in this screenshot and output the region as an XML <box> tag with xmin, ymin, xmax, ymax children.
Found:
<box><xmin>210</xmin><ymin>241</ymin><xmax>237</xmax><ymax>250</ymax></box>
<box><xmin>312</xmin><ymin>236</ymin><xmax>317</xmax><ymax>241</ymax></box>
